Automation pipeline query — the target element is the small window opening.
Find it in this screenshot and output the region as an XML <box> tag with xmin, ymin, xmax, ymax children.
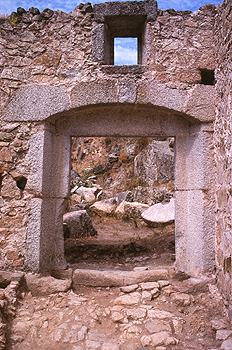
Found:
<box><xmin>200</xmin><ymin>69</ymin><xmax>215</xmax><ymax>85</ymax></box>
<box><xmin>114</xmin><ymin>37</ymin><xmax>138</xmax><ymax>65</ymax></box>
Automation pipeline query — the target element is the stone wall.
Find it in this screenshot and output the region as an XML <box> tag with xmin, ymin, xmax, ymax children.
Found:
<box><xmin>214</xmin><ymin>0</ymin><xmax>232</xmax><ymax>309</ymax></box>
<box><xmin>0</xmin><ymin>1</ymin><xmax>217</xmax><ymax>272</ymax></box>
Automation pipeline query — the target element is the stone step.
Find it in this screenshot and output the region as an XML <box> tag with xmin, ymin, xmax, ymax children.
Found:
<box><xmin>73</xmin><ymin>267</ymin><xmax>170</xmax><ymax>288</ymax></box>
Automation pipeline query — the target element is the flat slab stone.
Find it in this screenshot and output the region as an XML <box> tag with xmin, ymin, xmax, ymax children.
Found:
<box><xmin>141</xmin><ymin>198</ymin><xmax>175</xmax><ymax>226</ymax></box>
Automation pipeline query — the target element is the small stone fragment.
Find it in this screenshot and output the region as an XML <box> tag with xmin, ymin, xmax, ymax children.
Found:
<box><xmin>151</xmin><ymin>288</ymin><xmax>160</xmax><ymax>298</ymax></box>
<box><xmin>171</xmin><ymin>293</ymin><xmax>191</xmax><ymax>306</ymax></box>
<box><xmin>142</xmin><ymin>291</ymin><xmax>152</xmax><ymax>302</ymax></box>
<box><xmin>140</xmin><ymin>335</ymin><xmax>152</xmax><ymax>347</ymax></box>
<box><xmin>126</xmin><ymin>308</ymin><xmax>146</xmax><ymax>319</ymax></box>
<box><xmin>127</xmin><ymin>325</ymin><xmax>142</xmax><ymax>334</ymax></box>
<box><xmin>172</xmin><ymin>319</ymin><xmax>183</xmax><ymax>335</ymax></box>
<box><xmin>85</xmin><ymin>340</ymin><xmax>101</xmax><ymax>349</ymax></box>
<box><xmin>151</xmin><ymin>332</ymin><xmax>177</xmax><ymax>347</ymax></box>
<box><xmin>139</xmin><ymin>282</ymin><xmax>159</xmax><ymax>290</ymax></box>
<box><xmin>150</xmin><ymin>331</ymin><xmax>170</xmax><ymax>346</ymax></box>
<box><xmin>111</xmin><ymin>312</ymin><xmax>124</xmax><ymax>323</ymax></box>
<box><xmin>211</xmin><ymin>319</ymin><xmax>228</xmax><ymax>330</ymax></box>
<box><xmin>101</xmin><ymin>342</ymin><xmax>120</xmax><ymax>350</ymax></box>
<box><xmin>158</xmin><ymin>280</ymin><xmax>170</xmax><ymax>288</ymax></box>
<box><xmin>147</xmin><ymin>309</ymin><xmax>174</xmax><ymax>319</ymax></box>
<box><xmin>145</xmin><ymin>320</ymin><xmax>171</xmax><ymax>334</ymax></box>
<box><xmin>78</xmin><ymin>326</ymin><xmax>88</xmax><ymax>341</ymax></box>
<box><xmin>120</xmin><ymin>284</ymin><xmax>138</xmax><ymax>293</ymax></box>
<box><xmin>114</xmin><ymin>295</ymin><xmax>140</xmax><ymax>305</ymax></box>
<box><xmin>162</xmin><ymin>285</ymin><xmax>175</xmax><ymax>295</ymax></box>
<box><xmin>216</xmin><ymin>329</ymin><xmax>232</xmax><ymax>340</ymax></box>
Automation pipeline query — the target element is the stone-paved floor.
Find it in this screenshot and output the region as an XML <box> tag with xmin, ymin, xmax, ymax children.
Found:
<box><xmin>9</xmin><ymin>277</ymin><xmax>232</xmax><ymax>350</ymax></box>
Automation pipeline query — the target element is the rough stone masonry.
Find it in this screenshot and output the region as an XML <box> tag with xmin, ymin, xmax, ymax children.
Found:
<box><xmin>0</xmin><ymin>0</ymin><xmax>232</xmax><ymax>318</ymax></box>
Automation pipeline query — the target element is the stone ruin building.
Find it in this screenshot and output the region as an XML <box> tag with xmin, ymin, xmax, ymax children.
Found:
<box><xmin>0</xmin><ymin>0</ymin><xmax>232</xmax><ymax>319</ymax></box>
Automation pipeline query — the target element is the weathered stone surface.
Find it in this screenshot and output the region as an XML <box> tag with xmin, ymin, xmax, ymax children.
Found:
<box><xmin>132</xmin><ymin>186</ymin><xmax>173</xmax><ymax>206</ymax></box>
<box><xmin>94</xmin><ymin>0</ymin><xmax>157</xmax><ymax>22</ymax></box>
<box><xmin>126</xmin><ymin>308</ymin><xmax>146</xmax><ymax>319</ymax></box>
<box><xmin>0</xmin><ymin>271</ymin><xmax>13</xmax><ymax>288</ymax></box>
<box><xmin>90</xmin><ymin>199</ymin><xmax>117</xmax><ymax>217</ymax></box>
<box><xmin>73</xmin><ymin>269</ymin><xmax>124</xmax><ymax>287</ymax></box>
<box><xmin>63</xmin><ymin>210</ymin><xmax>97</xmax><ymax>238</ymax></box>
<box><xmin>115</xmin><ymin>200</ymin><xmax>127</xmax><ymax>219</ymax></box>
<box><xmin>211</xmin><ymin>319</ymin><xmax>229</xmax><ymax>330</ymax></box>
<box><xmin>119</xmin><ymin>79</ymin><xmax>136</xmax><ymax>103</ymax></box>
<box><xmin>73</xmin><ymin>186</ymin><xmax>98</xmax><ymax>203</ymax></box>
<box><xmin>114</xmin><ymin>294</ymin><xmax>140</xmax><ymax>305</ymax></box>
<box><xmin>123</xmin><ymin>202</ymin><xmax>150</xmax><ymax>220</ymax></box>
<box><xmin>147</xmin><ymin>309</ymin><xmax>174</xmax><ymax>319</ymax></box>
<box><xmin>120</xmin><ymin>284</ymin><xmax>138</xmax><ymax>293</ymax></box>
<box><xmin>70</xmin><ymin>81</ymin><xmax>118</xmax><ymax>108</ymax></box>
<box><xmin>1</xmin><ymin>176</ymin><xmax>21</xmax><ymax>199</ymax></box>
<box><xmin>25</xmin><ymin>273</ymin><xmax>71</xmax><ymax>296</ymax></box>
<box><xmin>216</xmin><ymin>329</ymin><xmax>232</xmax><ymax>341</ymax></box>
<box><xmin>145</xmin><ymin>320</ymin><xmax>171</xmax><ymax>333</ymax></box>
<box><xmin>134</xmin><ymin>140</ymin><xmax>174</xmax><ymax>187</ymax></box>
<box><xmin>183</xmin><ymin>85</ymin><xmax>217</xmax><ymax>122</ymax></box>
<box><xmin>137</xmin><ymin>81</ymin><xmax>187</xmax><ymax>113</ymax></box>
<box><xmin>151</xmin><ymin>288</ymin><xmax>160</xmax><ymax>298</ymax></box>
<box><xmin>141</xmin><ymin>198</ymin><xmax>175</xmax><ymax>226</ymax></box>
<box><xmin>4</xmin><ymin>85</ymin><xmax>70</xmax><ymax>122</ymax></box>
<box><xmin>101</xmin><ymin>342</ymin><xmax>120</xmax><ymax>350</ymax></box>
<box><xmin>73</xmin><ymin>269</ymin><xmax>169</xmax><ymax>287</ymax></box>
<box><xmin>139</xmin><ymin>282</ymin><xmax>159</xmax><ymax>291</ymax></box>
<box><xmin>111</xmin><ymin>312</ymin><xmax>124</xmax><ymax>322</ymax></box>
<box><xmin>171</xmin><ymin>293</ymin><xmax>191</xmax><ymax>306</ymax></box>
<box><xmin>221</xmin><ymin>338</ymin><xmax>232</xmax><ymax>350</ymax></box>
<box><xmin>141</xmin><ymin>291</ymin><xmax>152</xmax><ymax>302</ymax></box>
<box><xmin>115</xmin><ymin>191</ymin><xmax>133</xmax><ymax>205</ymax></box>
<box><xmin>0</xmin><ymin>147</ymin><xmax>12</xmax><ymax>162</ymax></box>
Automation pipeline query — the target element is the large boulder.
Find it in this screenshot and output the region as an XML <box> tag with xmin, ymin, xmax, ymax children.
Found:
<box><xmin>89</xmin><ymin>198</ymin><xmax>117</xmax><ymax>217</ymax></box>
<box><xmin>115</xmin><ymin>201</ymin><xmax>149</xmax><ymax>221</ymax></box>
<box><xmin>63</xmin><ymin>210</ymin><xmax>97</xmax><ymax>239</ymax></box>
<box><xmin>72</xmin><ymin>186</ymin><xmax>99</xmax><ymax>203</ymax></box>
<box><xmin>141</xmin><ymin>198</ymin><xmax>175</xmax><ymax>226</ymax></box>
<box><xmin>132</xmin><ymin>186</ymin><xmax>173</xmax><ymax>206</ymax></box>
<box><xmin>134</xmin><ymin>140</ymin><xmax>174</xmax><ymax>186</ymax></box>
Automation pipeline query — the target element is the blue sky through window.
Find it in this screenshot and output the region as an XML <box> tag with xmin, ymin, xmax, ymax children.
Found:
<box><xmin>114</xmin><ymin>38</ymin><xmax>137</xmax><ymax>65</ymax></box>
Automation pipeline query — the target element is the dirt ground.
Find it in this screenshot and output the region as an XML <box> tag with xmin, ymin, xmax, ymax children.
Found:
<box><xmin>64</xmin><ymin>217</ymin><xmax>175</xmax><ymax>271</ymax></box>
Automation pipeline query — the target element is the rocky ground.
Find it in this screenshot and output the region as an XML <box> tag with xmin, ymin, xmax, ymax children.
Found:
<box><xmin>7</xmin><ymin>273</ymin><xmax>232</xmax><ymax>350</ymax></box>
